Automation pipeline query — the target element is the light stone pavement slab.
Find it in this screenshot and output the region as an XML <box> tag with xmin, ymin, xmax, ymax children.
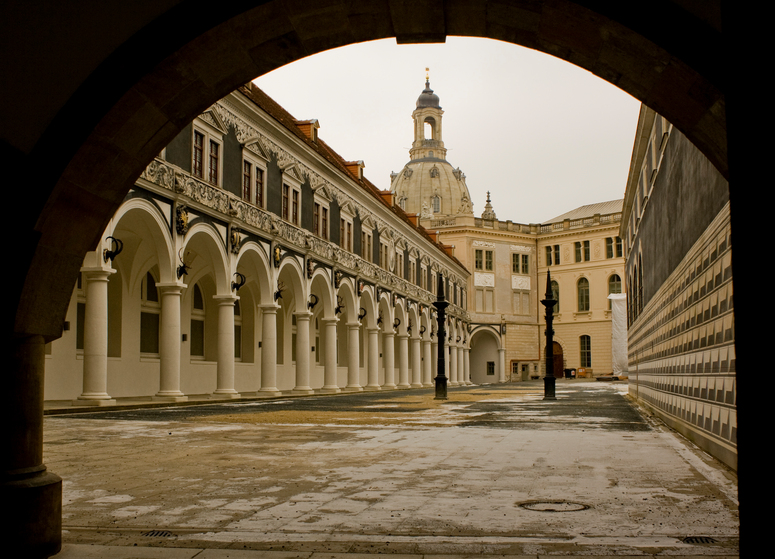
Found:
<box><xmin>46</xmin><ymin>382</ymin><xmax>738</xmax><ymax>557</ymax></box>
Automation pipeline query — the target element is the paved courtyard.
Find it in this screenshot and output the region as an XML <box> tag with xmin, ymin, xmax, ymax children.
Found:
<box><xmin>46</xmin><ymin>381</ymin><xmax>738</xmax><ymax>557</ymax></box>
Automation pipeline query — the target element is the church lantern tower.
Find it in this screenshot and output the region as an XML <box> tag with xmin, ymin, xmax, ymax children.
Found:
<box><xmin>390</xmin><ymin>70</ymin><xmax>474</xmax><ymax>220</ymax></box>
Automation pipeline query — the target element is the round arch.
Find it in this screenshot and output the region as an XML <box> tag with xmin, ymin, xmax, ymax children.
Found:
<box><xmin>469</xmin><ymin>326</ymin><xmax>502</xmax><ymax>385</ymax></box>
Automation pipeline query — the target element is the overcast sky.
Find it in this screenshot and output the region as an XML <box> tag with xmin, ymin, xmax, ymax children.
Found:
<box><xmin>255</xmin><ymin>37</ymin><xmax>641</xmax><ymax>225</ymax></box>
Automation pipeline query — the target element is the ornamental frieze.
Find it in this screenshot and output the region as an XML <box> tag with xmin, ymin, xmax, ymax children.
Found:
<box><xmin>140</xmin><ymin>160</ymin><xmax>176</xmax><ymax>190</ymax></box>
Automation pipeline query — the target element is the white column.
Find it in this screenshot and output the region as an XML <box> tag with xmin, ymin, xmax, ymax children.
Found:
<box><xmin>320</xmin><ymin>317</ymin><xmax>340</xmax><ymax>393</ymax></box>
<box><xmin>431</xmin><ymin>336</ymin><xmax>438</xmax><ymax>380</ymax></box>
<box><xmin>344</xmin><ymin>322</ymin><xmax>362</xmax><ymax>391</ymax></box>
<box><xmin>411</xmin><ymin>335</ymin><xmax>423</xmax><ymax>388</ymax></box>
<box><xmin>382</xmin><ymin>331</ymin><xmax>396</xmax><ymax>389</ymax></box>
<box><xmin>293</xmin><ymin>311</ymin><xmax>314</xmax><ymax>394</ymax></box>
<box><xmin>499</xmin><ymin>347</ymin><xmax>507</xmax><ymax>383</ymax></box>
<box><xmin>397</xmin><ymin>333</ymin><xmax>410</xmax><ymax>389</ymax></box>
<box><xmin>450</xmin><ymin>341</ymin><xmax>459</xmax><ymax>386</ymax></box>
<box><xmin>458</xmin><ymin>346</ymin><xmax>465</xmax><ymax>386</ymax></box>
<box><xmin>464</xmin><ymin>347</ymin><xmax>472</xmax><ymax>385</ymax></box>
<box><xmin>212</xmin><ymin>294</ymin><xmax>240</xmax><ymax>398</ymax></box>
<box><xmin>154</xmin><ymin>284</ymin><xmax>187</xmax><ymax>401</ymax></box>
<box><xmin>365</xmin><ymin>327</ymin><xmax>381</xmax><ymax>391</ymax></box>
<box><xmin>75</xmin><ymin>268</ymin><xmax>116</xmax><ymax>406</ymax></box>
<box><xmin>259</xmin><ymin>304</ymin><xmax>280</xmax><ymax>393</ymax></box>
<box><xmin>422</xmin><ymin>338</ymin><xmax>433</xmax><ymax>387</ymax></box>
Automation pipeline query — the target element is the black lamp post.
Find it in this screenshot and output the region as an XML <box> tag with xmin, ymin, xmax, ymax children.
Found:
<box><xmin>433</xmin><ymin>273</ymin><xmax>449</xmax><ymax>400</ymax></box>
<box><xmin>541</xmin><ymin>269</ymin><xmax>557</xmax><ymax>400</ymax></box>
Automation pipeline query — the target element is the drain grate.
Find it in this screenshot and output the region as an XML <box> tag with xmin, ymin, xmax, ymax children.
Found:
<box><xmin>142</xmin><ymin>530</ymin><xmax>175</xmax><ymax>538</ymax></box>
<box><xmin>683</xmin><ymin>536</ymin><xmax>718</xmax><ymax>544</ymax></box>
<box><xmin>517</xmin><ymin>500</ymin><xmax>589</xmax><ymax>512</ymax></box>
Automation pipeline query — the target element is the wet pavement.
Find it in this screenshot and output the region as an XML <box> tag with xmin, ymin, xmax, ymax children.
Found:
<box><xmin>46</xmin><ymin>381</ymin><xmax>739</xmax><ymax>557</ymax></box>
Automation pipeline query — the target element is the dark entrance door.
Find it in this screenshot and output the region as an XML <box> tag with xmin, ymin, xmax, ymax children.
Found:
<box><xmin>553</xmin><ymin>342</ymin><xmax>564</xmax><ymax>378</ymax></box>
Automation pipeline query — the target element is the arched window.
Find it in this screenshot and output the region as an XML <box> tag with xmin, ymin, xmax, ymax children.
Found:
<box><xmin>577</xmin><ymin>277</ymin><xmax>590</xmax><ymax>312</ymax></box>
<box><xmin>551</xmin><ymin>280</ymin><xmax>560</xmax><ymax>313</ymax></box>
<box><xmin>190</xmin><ymin>283</ymin><xmax>205</xmax><ymax>358</ymax></box>
<box><xmin>580</xmin><ymin>335</ymin><xmax>591</xmax><ymax>367</ymax></box>
<box><xmin>140</xmin><ymin>271</ymin><xmax>160</xmax><ymax>354</ymax></box>
<box><xmin>608</xmin><ymin>274</ymin><xmax>622</xmax><ymax>309</ymax></box>
<box><xmin>432</xmin><ymin>195</ymin><xmax>441</xmax><ymax>213</ymax></box>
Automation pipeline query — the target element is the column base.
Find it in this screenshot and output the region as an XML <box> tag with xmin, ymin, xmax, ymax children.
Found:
<box><xmin>1</xmin><ymin>469</ymin><xmax>62</xmax><ymax>558</ymax></box>
<box><xmin>343</xmin><ymin>386</ymin><xmax>363</xmax><ymax>392</ymax></box>
<box><xmin>410</xmin><ymin>383</ymin><xmax>424</xmax><ymax>388</ymax></box>
<box><xmin>72</xmin><ymin>397</ymin><xmax>116</xmax><ymax>407</ymax></box>
<box><xmin>319</xmin><ymin>386</ymin><xmax>341</xmax><ymax>393</ymax></box>
<box><xmin>382</xmin><ymin>383</ymin><xmax>397</xmax><ymax>390</ymax></box>
<box><xmin>449</xmin><ymin>381</ymin><xmax>460</xmax><ymax>387</ymax></box>
<box><xmin>364</xmin><ymin>385</ymin><xmax>382</xmax><ymax>391</ymax></box>
<box><xmin>210</xmin><ymin>392</ymin><xmax>241</xmax><ymax>399</ymax></box>
<box><xmin>152</xmin><ymin>393</ymin><xmax>188</xmax><ymax>402</ymax></box>
<box><xmin>292</xmin><ymin>388</ymin><xmax>315</xmax><ymax>395</ymax></box>
<box><xmin>397</xmin><ymin>384</ymin><xmax>411</xmax><ymax>390</ymax></box>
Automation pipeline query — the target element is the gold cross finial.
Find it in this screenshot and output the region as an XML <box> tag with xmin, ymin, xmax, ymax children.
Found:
<box><xmin>425</xmin><ymin>67</ymin><xmax>429</xmax><ymax>80</ymax></box>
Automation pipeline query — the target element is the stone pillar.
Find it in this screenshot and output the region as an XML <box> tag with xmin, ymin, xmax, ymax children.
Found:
<box><xmin>431</xmin><ymin>336</ymin><xmax>438</xmax><ymax>380</ymax></box>
<box><xmin>320</xmin><ymin>317</ymin><xmax>340</xmax><ymax>393</ymax></box>
<box><xmin>422</xmin><ymin>338</ymin><xmax>433</xmax><ymax>387</ymax></box>
<box><xmin>411</xmin><ymin>335</ymin><xmax>423</xmax><ymax>388</ymax></box>
<box><xmin>259</xmin><ymin>304</ymin><xmax>280</xmax><ymax>393</ymax></box>
<box><xmin>365</xmin><ymin>327</ymin><xmax>381</xmax><ymax>391</ymax></box>
<box><xmin>499</xmin><ymin>347</ymin><xmax>507</xmax><ymax>383</ymax></box>
<box><xmin>154</xmin><ymin>284</ymin><xmax>187</xmax><ymax>401</ymax></box>
<box><xmin>464</xmin><ymin>347</ymin><xmax>472</xmax><ymax>385</ymax></box>
<box><xmin>458</xmin><ymin>346</ymin><xmax>465</xmax><ymax>385</ymax></box>
<box><xmin>450</xmin><ymin>340</ymin><xmax>459</xmax><ymax>386</ymax></box>
<box><xmin>382</xmin><ymin>331</ymin><xmax>396</xmax><ymax>389</ymax></box>
<box><xmin>293</xmin><ymin>311</ymin><xmax>314</xmax><ymax>394</ymax></box>
<box><xmin>75</xmin><ymin>268</ymin><xmax>116</xmax><ymax>406</ymax></box>
<box><xmin>212</xmin><ymin>295</ymin><xmax>241</xmax><ymax>399</ymax></box>
<box><xmin>344</xmin><ymin>322</ymin><xmax>362</xmax><ymax>391</ymax></box>
<box><xmin>4</xmin><ymin>335</ymin><xmax>62</xmax><ymax>557</ymax></box>
<box><xmin>397</xmin><ymin>332</ymin><xmax>410</xmax><ymax>389</ymax></box>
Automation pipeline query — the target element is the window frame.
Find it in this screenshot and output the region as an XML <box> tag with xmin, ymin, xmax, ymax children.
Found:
<box><xmin>192</xmin><ymin>122</ymin><xmax>223</xmax><ymax>187</ymax></box>
<box><xmin>241</xmin><ymin>152</ymin><xmax>266</xmax><ymax>208</ymax></box>
<box><xmin>577</xmin><ymin>277</ymin><xmax>590</xmax><ymax>312</ymax></box>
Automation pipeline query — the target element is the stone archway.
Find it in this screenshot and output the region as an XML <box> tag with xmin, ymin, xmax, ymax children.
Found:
<box><xmin>4</xmin><ymin>3</ymin><xmax>748</xmax><ymax>556</ymax></box>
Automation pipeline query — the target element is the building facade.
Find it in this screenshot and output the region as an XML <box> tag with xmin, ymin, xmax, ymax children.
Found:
<box><xmin>621</xmin><ymin>106</ymin><xmax>735</xmax><ymax>470</ymax></box>
<box><xmin>44</xmin><ymin>83</ymin><xmax>471</xmax><ymax>404</ymax></box>
<box><xmin>392</xmin><ymin>80</ymin><xmax>625</xmax><ymax>383</ymax></box>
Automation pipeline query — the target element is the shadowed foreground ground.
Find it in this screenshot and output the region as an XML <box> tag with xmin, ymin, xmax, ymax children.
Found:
<box><xmin>46</xmin><ymin>381</ymin><xmax>738</xmax><ymax>557</ymax></box>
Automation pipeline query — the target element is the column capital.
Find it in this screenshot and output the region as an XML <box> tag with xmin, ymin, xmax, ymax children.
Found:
<box><xmin>156</xmin><ymin>282</ymin><xmax>186</xmax><ymax>294</ymax></box>
<box><xmin>293</xmin><ymin>310</ymin><xmax>313</xmax><ymax>320</ymax></box>
<box><xmin>320</xmin><ymin>316</ymin><xmax>339</xmax><ymax>325</ymax></box>
<box><xmin>258</xmin><ymin>303</ymin><xmax>280</xmax><ymax>312</ymax></box>
<box><xmin>213</xmin><ymin>294</ymin><xmax>239</xmax><ymax>304</ymax></box>
<box><xmin>80</xmin><ymin>266</ymin><xmax>115</xmax><ymax>279</ymax></box>
<box><xmin>346</xmin><ymin>322</ymin><xmax>361</xmax><ymax>329</ymax></box>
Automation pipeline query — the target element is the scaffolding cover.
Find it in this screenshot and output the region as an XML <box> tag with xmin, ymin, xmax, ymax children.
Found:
<box><xmin>609</xmin><ymin>293</ymin><xmax>628</xmax><ymax>374</ymax></box>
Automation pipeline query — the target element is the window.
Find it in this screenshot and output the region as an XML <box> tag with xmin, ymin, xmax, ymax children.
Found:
<box><xmin>512</xmin><ymin>253</ymin><xmax>519</xmax><ymax>273</ymax></box>
<box><xmin>616</xmin><ymin>236</ymin><xmax>623</xmax><ymax>258</ymax></box>
<box><xmin>580</xmin><ymin>335</ymin><xmax>591</xmax><ymax>367</ymax></box>
<box><xmin>140</xmin><ymin>271</ymin><xmax>160</xmax><ymax>354</ymax></box>
<box><xmin>432</xmin><ymin>195</ymin><xmax>441</xmax><ymax>213</ymax></box>
<box><xmin>577</xmin><ymin>277</ymin><xmax>590</xmax><ymax>312</ymax></box>
<box><xmin>192</xmin><ymin>128</ymin><xmax>222</xmax><ymax>186</ymax></box>
<box><xmin>409</xmin><ymin>259</ymin><xmax>416</xmax><ymax>284</ymax></box>
<box><xmin>361</xmin><ymin>231</ymin><xmax>373</xmax><ymax>262</ymax></box>
<box><xmin>190</xmin><ymin>283</ymin><xmax>205</xmax><ymax>358</ymax></box>
<box><xmin>475</xmin><ymin>249</ymin><xmax>483</xmax><ymax>270</ymax></box>
<box><xmin>606</xmin><ymin>237</ymin><xmax>622</xmax><ymax>259</ymax></box>
<box><xmin>522</xmin><ymin>254</ymin><xmax>529</xmax><ymax>274</ymax></box>
<box><xmin>608</xmin><ymin>274</ymin><xmax>622</xmax><ymax>309</ymax></box>
<box><xmin>486</xmin><ymin>361</ymin><xmax>495</xmax><ymax>375</ymax></box>
<box><xmin>242</xmin><ymin>158</ymin><xmax>265</xmax><ymax>207</ymax></box>
<box><xmin>575</xmin><ymin>241</ymin><xmax>590</xmax><ymax>262</ymax></box>
<box><xmin>380</xmin><ymin>241</ymin><xmax>389</xmax><ymax>270</ymax></box>
<box><xmin>234</xmin><ymin>299</ymin><xmax>242</xmax><ymax>360</ymax></box>
<box><xmin>281</xmin><ymin>182</ymin><xmax>300</xmax><ymax>225</ymax></box>
<box><xmin>485</xmin><ymin>250</ymin><xmax>493</xmax><ymax>271</ymax></box>
<box><xmin>545</xmin><ymin>245</ymin><xmax>560</xmax><ymax>265</ymax></box>
<box><xmin>340</xmin><ymin>216</ymin><xmax>352</xmax><ymax>251</ymax></box>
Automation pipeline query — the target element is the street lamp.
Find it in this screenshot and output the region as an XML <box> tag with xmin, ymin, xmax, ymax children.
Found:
<box><xmin>433</xmin><ymin>273</ymin><xmax>449</xmax><ymax>400</ymax></box>
<box><xmin>541</xmin><ymin>269</ymin><xmax>557</xmax><ymax>400</ymax></box>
